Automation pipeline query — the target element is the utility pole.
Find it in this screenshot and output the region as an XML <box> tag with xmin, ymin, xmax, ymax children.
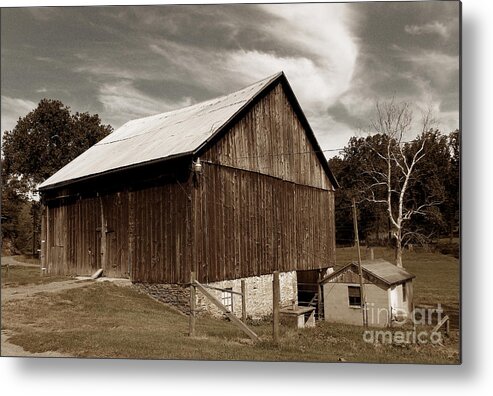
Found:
<box><xmin>352</xmin><ymin>198</ymin><xmax>367</xmax><ymax>327</ymax></box>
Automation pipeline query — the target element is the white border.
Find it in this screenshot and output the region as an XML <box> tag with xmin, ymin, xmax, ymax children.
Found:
<box><xmin>1</xmin><ymin>0</ymin><xmax>492</xmax><ymax>394</ymax></box>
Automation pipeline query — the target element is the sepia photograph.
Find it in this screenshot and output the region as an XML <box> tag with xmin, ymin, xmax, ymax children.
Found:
<box><xmin>1</xmin><ymin>0</ymin><xmax>460</xmax><ymax>365</ymax></box>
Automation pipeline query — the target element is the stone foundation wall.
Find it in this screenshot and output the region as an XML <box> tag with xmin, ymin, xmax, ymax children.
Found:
<box><xmin>133</xmin><ymin>283</ymin><xmax>192</xmax><ymax>316</ymax></box>
<box><xmin>134</xmin><ymin>271</ymin><xmax>298</xmax><ymax>320</ymax></box>
<box><xmin>197</xmin><ymin>271</ymin><xmax>298</xmax><ymax>320</ymax></box>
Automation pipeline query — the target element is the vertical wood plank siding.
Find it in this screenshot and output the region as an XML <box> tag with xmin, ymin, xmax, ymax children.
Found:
<box><xmin>193</xmin><ymin>164</ymin><xmax>335</xmax><ymax>283</ymax></box>
<box><xmin>43</xmin><ymin>196</ymin><xmax>102</xmax><ymax>276</ymax></box>
<box><xmin>41</xmin><ymin>80</ymin><xmax>336</xmax><ymax>283</ymax></box>
<box><xmin>43</xmin><ymin>180</ymin><xmax>192</xmax><ymax>281</ymax></box>
<box><xmin>202</xmin><ymin>82</ymin><xmax>332</xmax><ymax>191</ymax></box>
<box><xmin>128</xmin><ymin>181</ymin><xmax>192</xmax><ymax>283</ymax></box>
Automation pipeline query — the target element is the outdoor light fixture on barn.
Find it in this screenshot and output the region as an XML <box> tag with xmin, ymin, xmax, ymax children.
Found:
<box><xmin>38</xmin><ymin>72</ymin><xmax>338</xmax><ymax>319</ymax></box>
<box><xmin>192</xmin><ymin>158</ymin><xmax>203</xmax><ymax>174</ymax></box>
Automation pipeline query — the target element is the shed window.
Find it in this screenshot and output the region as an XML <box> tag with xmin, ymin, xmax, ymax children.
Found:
<box><xmin>348</xmin><ymin>286</ymin><xmax>361</xmax><ymax>307</ymax></box>
<box><xmin>221</xmin><ymin>288</ymin><xmax>233</xmax><ymax>312</ymax></box>
<box><xmin>402</xmin><ymin>283</ymin><xmax>407</xmax><ymax>302</ymax></box>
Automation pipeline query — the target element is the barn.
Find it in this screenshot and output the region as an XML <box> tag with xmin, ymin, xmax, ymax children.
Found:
<box><xmin>321</xmin><ymin>259</ymin><xmax>415</xmax><ymax>327</ymax></box>
<box><xmin>38</xmin><ymin>72</ymin><xmax>338</xmax><ymax>318</ymax></box>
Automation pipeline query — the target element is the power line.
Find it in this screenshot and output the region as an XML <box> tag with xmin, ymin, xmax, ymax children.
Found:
<box><xmin>224</xmin><ymin>147</ymin><xmax>346</xmax><ymax>160</ymax></box>
<box><xmin>196</xmin><ymin>137</ymin><xmax>422</xmax><ymax>162</ymax></box>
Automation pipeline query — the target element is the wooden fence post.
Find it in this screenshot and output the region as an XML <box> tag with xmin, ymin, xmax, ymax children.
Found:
<box><xmin>431</xmin><ymin>314</ymin><xmax>450</xmax><ymax>338</ymax></box>
<box><xmin>241</xmin><ymin>279</ymin><xmax>247</xmax><ymax>322</ymax></box>
<box><xmin>189</xmin><ymin>271</ymin><xmax>196</xmax><ymax>337</ymax></box>
<box><xmin>273</xmin><ymin>271</ymin><xmax>280</xmax><ymax>343</ymax></box>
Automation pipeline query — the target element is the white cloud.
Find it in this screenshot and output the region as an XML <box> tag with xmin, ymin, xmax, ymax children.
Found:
<box><xmin>223</xmin><ymin>3</ymin><xmax>359</xmax><ymax>150</ymax></box>
<box><xmin>233</xmin><ymin>3</ymin><xmax>358</xmax><ymax>113</ymax></box>
<box><xmin>436</xmin><ymin>110</ymin><xmax>459</xmax><ymax>133</ymax></box>
<box><xmin>404</xmin><ymin>21</ymin><xmax>449</xmax><ymax>38</ymax></box>
<box><xmin>225</xmin><ymin>50</ymin><xmax>328</xmax><ymax>108</ymax></box>
<box><xmin>310</xmin><ymin>114</ymin><xmax>357</xmax><ymax>159</ymax></box>
<box><xmin>1</xmin><ymin>96</ymin><xmax>37</xmax><ymax>133</ymax></box>
<box><xmin>387</xmin><ymin>45</ymin><xmax>457</xmax><ymax>94</ymax></box>
<box><xmin>98</xmin><ymin>80</ymin><xmax>193</xmax><ymax>126</ymax></box>
<box><xmin>401</xmin><ymin>49</ymin><xmax>458</xmax><ymax>71</ymax></box>
<box><xmin>147</xmin><ymin>40</ymin><xmax>241</xmax><ymax>94</ymax></box>
<box><xmin>28</xmin><ymin>7</ymin><xmax>60</xmax><ymax>22</ymax></box>
<box><xmin>75</xmin><ymin>64</ymin><xmax>138</xmax><ymax>80</ymax></box>
<box><xmin>35</xmin><ymin>56</ymin><xmax>55</xmax><ymax>63</ymax></box>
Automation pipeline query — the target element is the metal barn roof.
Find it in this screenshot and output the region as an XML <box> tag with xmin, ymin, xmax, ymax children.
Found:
<box><xmin>38</xmin><ymin>72</ymin><xmax>283</xmax><ymax>190</ymax></box>
<box><xmin>322</xmin><ymin>259</ymin><xmax>415</xmax><ymax>286</ymax></box>
<box><xmin>360</xmin><ymin>259</ymin><xmax>415</xmax><ymax>285</ymax></box>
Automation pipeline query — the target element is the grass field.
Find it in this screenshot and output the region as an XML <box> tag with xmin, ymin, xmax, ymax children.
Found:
<box><xmin>337</xmin><ymin>246</ymin><xmax>460</xmax><ymax>309</ymax></box>
<box><xmin>1</xmin><ymin>247</ymin><xmax>460</xmax><ymax>363</ymax></box>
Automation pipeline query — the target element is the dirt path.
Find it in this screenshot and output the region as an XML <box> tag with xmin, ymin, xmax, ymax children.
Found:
<box><xmin>1</xmin><ymin>278</ymin><xmax>89</xmax><ymax>357</ymax></box>
<box><xmin>1</xmin><ymin>279</ymin><xmax>91</xmax><ymax>357</ymax></box>
<box><xmin>1</xmin><ymin>260</ymin><xmax>94</xmax><ymax>357</ymax></box>
<box><xmin>1</xmin><ymin>279</ymin><xmax>92</xmax><ymax>302</ymax></box>
<box><xmin>1</xmin><ymin>259</ymin><xmax>132</xmax><ymax>357</ymax></box>
<box><xmin>1</xmin><ymin>255</ymin><xmax>40</xmax><ymax>268</ymax></box>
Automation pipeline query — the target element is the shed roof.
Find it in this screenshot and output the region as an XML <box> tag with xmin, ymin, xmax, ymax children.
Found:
<box><xmin>321</xmin><ymin>259</ymin><xmax>415</xmax><ymax>286</ymax></box>
<box><xmin>38</xmin><ymin>72</ymin><xmax>338</xmax><ymax>191</ymax></box>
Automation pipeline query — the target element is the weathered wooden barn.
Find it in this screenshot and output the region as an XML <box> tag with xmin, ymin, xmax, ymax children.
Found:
<box><xmin>321</xmin><ymin>259</ymin><xmax>415</xmax><ymax>327</ymax></box>
<box><xmin>38</xmin><ymin>72</ymin><xmax>338</xmax><ymax>318</ymax></box>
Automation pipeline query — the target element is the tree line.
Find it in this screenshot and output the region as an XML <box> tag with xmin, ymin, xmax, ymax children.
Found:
<box><xmin>329</xmin><ymin>125</ymin><xmax>459</xmax><ymax>252</ymax></box>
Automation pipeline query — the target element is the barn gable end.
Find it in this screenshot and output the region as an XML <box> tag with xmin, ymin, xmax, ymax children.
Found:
<box><xmin>201</xmin><ymin>80</ymin><xmax>334</xmax><ymax>191</ymax></box>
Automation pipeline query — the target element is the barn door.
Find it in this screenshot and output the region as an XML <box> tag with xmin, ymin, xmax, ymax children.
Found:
<box><xmin>100</xmin><ymin>193</ymin><xmax>130</xmax><ymax>279</ymax></box>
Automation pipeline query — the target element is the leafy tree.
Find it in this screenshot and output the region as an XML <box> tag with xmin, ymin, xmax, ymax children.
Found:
<box><xmin>328</xmin><ymin>156</ymin><xmax>354</xmax><ymax>245</ymax></box>
<box><xmin>329</xmin><ymin>136</ymin><xmax>390</xmax><ymax>246</ymax></box>
<box><xmin>403</xmin><ymin>130</ymin><xmax>451</xmax><ymax>244</ymax></box>
<box><xmin>443</xmin><ymin>129</ymin><xmax>460</xmax><ymax>242</ymax></box>
<box><xmin>1</xmin><ymin>158</ymin><xmax>32</xmax><ymax>254</ymax></box>
<box><xmin>2</xmin><ymin>99</ymin><xmax>112</xmax><ymax>192</ymax></box>
<box><xmin>1</xmin><ymin>99</ymin><xmax>112</xmax><ymax>254</ymax></box>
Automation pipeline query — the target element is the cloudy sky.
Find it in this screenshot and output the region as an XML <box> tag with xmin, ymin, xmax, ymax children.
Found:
<box><xmin>1</xmin><ymin>1</ymin><xmax>460</xmax><ymax>156</ymax></box>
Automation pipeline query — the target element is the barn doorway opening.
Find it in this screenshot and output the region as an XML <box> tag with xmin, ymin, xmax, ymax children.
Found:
<box><xmin>297</xmin><ymin>269</ymin><xmax>326</xmax><ymax>320</ymax></box>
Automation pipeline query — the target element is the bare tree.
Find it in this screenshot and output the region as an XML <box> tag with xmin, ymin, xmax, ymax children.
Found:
<box><xmin>363</xmin><ymin>100</ymin><xmax>438</xmax><ymax>267</ymax></box>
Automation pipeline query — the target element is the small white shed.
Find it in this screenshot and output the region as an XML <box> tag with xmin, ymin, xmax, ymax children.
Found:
<box><xmin>320</xmin><ymin>259</ymin><xmax>415</xmax><ymax>327</ymax></box>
